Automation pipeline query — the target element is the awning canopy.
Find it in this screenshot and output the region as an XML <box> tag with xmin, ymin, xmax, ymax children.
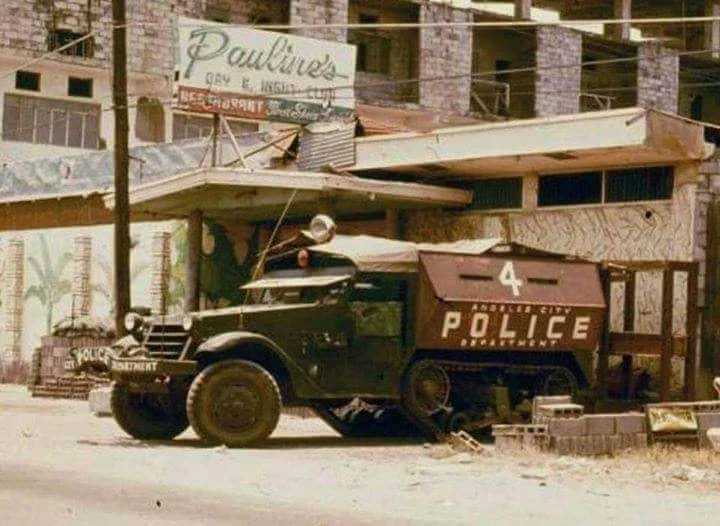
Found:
<box><xmin>351</xmin><ymin>108</ymin><xmax>714</xmax><ymax>177</ymax></box>
<box><xmin>307</xmin><ymin>234</ymin><xmax>504</xmax><ymax>273</ymax></box>
<box><xmin>103</xmin><ymin>167</ymin><xmax>472</xmax><ymax>222</ymax></box>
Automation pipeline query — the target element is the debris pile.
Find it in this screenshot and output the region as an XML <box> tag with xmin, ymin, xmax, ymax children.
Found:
<box><xmin>493</xmin><ymin>396</ymin><xmax>647</xmax><ymax>456</ymax></box>
<box><xmin>492</xmin><ymin>395</ymin><xmax>720</xmax><ymax>456</ymax></box>
<box><xmin>27</xmin><ymin>318</ymin><xmax>115</xmax><ymax>400</ymax></box>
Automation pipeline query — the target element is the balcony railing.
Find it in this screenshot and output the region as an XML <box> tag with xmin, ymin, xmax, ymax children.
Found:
<box><xmin>580</xmin><ymin>92</ymin><xmax>614</xmax><ymax>111</ymax></box>
<box><xmin>470</xmin><ymin>79</ymin><xmax>510</xmax><ymax>119</ymax></box>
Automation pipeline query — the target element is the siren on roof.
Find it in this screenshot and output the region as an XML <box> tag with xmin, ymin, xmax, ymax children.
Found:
<box><xmin>309</xmin><ymin>214</ymin><xmax>336</xmax><ymax>244</ymax></box>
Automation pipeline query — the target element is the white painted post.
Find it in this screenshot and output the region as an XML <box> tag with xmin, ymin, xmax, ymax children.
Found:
<box><xmin>2</xmin><ymin>239</ymin><xmax>24</xmax><ymax>363</ymax></box>
<box><xmin>71</xmin><ymin>235</ymin><xmax>92</xmax><ymax>319</ymax></box>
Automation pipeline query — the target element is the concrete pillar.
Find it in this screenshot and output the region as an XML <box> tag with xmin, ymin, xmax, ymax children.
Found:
<box><xmin>534</xmin><ymin>26</ymin><xmax>582</xmax><ymax>117</ymax></box>
<box><xmin>150</xmin><ymin>231</ymin><xmax>172</xmax><ymax>315</ymax></box>
<box><xmin>184</xmin><ymin>210</ymin><xmax>203</xmax><ymax>313</ymax></box>
<box><xmin>290</xmin><ymin>0</ymin><xmax>348</xmax><ymax>42</ymax></box>
<box><xmin>385</xmin><ymin>210</ymin><xmax>401</xmax><ymax>239</ymax></box>
<box><xmin>514</xmin><ymin>0</ymin><xmax>532</xmax><ymax>19</ymax></box>
<box><xmin>71</xmin><ymin>235</ymin><xmax>92</xmax><ymax>319</ymax></box>
<box><xmin>637</xmin><ymin>42</ymin><xmax>679</xmax><ymax>114</ymax></box>
<box><xmin>2</xmin><ymin>239</ymin><xmax>24</xmax><ymax>363</ymax></box>
<box><xmin>419</xmin><ymin>2</ymin><xmax>473</xmax><ymax>115</ymax></box>
<box><xmin>706</xmin><ymin>1</ymin><xmax>720</xmax><ymax>59</ymax></box>
<box><xmin>604</xmin><ymin>0</ymin><xmax>632</xmax><ymax>41</ymax></box>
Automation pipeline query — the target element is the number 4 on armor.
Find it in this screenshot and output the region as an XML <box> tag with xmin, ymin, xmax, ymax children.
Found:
<box><xmin>499</xmin><ymin>261</ymin><xmax>522</xmax><ymax>297</ymax></box>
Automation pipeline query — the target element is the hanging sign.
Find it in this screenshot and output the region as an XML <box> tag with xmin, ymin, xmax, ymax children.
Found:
<box><xmin>176</xmin><ymin>18</ymin><xmax>357</xmax><ymax>124</ymax></box>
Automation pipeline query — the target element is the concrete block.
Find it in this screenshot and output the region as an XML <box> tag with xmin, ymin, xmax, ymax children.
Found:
<box><xmin>614</xmin><ymin>413</ymin><xmax>647</xmax><ymax>435</ymax></box>
<box><xmin>551</xmin><ymin>436</ymin><xmax>572</xmax><ymax>455</ymax></box>
<box><xmin>706</xmin><ymin>429</ymin><xmax>720</xmax><ymax>451</ymax></box>
<box><xmin>585</xmin><ymin>414</ymin><xmax>616</xmax><ymax>436</ymax></box>
<box><xmin>605</xmin><ymin>435</ymin><xmax>622</xmax><ymax>455</ymax></box>
<box><xmin>548</xmin><ymin>417</ymin><xmax>586</xmax><ymax>437</ymax></box>
<box><xmin>634</xmin><ymin>433</ymin><xmax>648</xmax><ymax>449</ymax></box>
<box><xmin>532</xmin><ymin>395</ymin><xmax>572</xmax><ymax>422</ymax></box>
<box><xmin>536</xmin><ymin>403</ymin><xmax>584</xmax><ymax>421</ymax></box>
<box><xmin>88</xmin><ymin>386</ymin><xmax>112</xmax><ymax>417</ymax></box>
<box><xmin>696</xmin><ymin>412</ymin><xmax>720</xmax><ymax>432</ymax></box>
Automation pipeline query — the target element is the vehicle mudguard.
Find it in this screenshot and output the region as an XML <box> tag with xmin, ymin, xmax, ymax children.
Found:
<box><xmin>195</xmin><ymin>331</ymin><xmax>324</xmax><ymax>399</ymax></box>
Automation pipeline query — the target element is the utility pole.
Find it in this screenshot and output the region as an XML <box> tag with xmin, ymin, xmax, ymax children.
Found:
<box><xmin>112</xmin><ymin>0</ymin><xmax>131</xmax><ymax>336</ymax></box>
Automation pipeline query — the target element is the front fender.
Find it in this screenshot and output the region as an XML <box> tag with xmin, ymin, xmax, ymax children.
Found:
<box><xmin>195</xmin><ymin>331</ymin><xmax>324</xmax><ymax>398</ymax></box>
<box><xmin>196</xmin><ymin>331</ymin><xmax>283</xmax><ymax>355</ymax></box>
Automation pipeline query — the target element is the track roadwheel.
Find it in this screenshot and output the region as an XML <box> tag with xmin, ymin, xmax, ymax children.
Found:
<box><xmin>400</xmin><ymin>360</ymin><xmax>452</xmax><ymax>441</ymax></box>
<box><xmin>187</xmin><ymin>360</ymin><xmax>281</xmax><ymax>447</ymax></box>
<box><xmin>111</xmin><ymin>382</ymin><xmax>189</xmax><ymax>440</ymax></box>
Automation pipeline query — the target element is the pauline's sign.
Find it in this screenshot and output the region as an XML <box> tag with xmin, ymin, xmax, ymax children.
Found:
<box><xmin>177</xmin><ymin>19</ymin><xmax>357</xmax><ymax>123</ymax></box>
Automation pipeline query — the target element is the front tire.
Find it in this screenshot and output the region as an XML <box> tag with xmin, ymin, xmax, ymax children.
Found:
<box><xmin>111</xmin><ymin>382</ymin><xmax>189</xmax><ymax>440</ymax></box>
<box><xmin>187</xmin><ymin>360</ymin><xmax>281</xmax><ymax>447</ymax></box>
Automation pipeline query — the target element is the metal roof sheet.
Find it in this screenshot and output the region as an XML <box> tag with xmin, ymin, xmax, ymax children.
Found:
<box><xmin>307</xmin><ymin>235</ymin><xmax>503</xmax><ymax>273</ymax></box>
<box><xmin>0</xmin><ymin>132</ymin><xmax>288</xmax><ymax>203</ymax></box>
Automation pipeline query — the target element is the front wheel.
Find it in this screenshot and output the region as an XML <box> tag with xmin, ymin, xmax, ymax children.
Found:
<box><xmin>111</xmin><ymin>382</ymin><xmax>189</xmax><ymax>440</ymax></box>
<box><xmin>187</xmin><ymin>360</ymin><xmax>281</xmax><ymax>447</ymax></box>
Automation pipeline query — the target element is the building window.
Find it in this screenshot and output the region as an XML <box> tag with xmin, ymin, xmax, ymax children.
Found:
<box><xmin>172</xmin><ymin>113</ymin><xmax>259</xmax><ymax>142</ymax></box>
<box><xmin>68</xmin><ymin>77</ymin><xmax>93</xmax><ymax>98</ymax></box>
<box><xmin>469</xmin><ymin>177</ymin><xmax>522</xmax><ymax>210</ymax></box>
<box><xmin>539</xmin><ymin>167</ymin><xmax>674</xmax><ymax>207</ymax></box>
<box><xmin>539</xmin><ymin>172</ymin><xmax>603</xmax><ymax>207</ymax></box>
<box><xmin>2</xmin><ymin>94</ymin><xmax>100</xmax><ymax>149</ymax></box>
<box><xmin>135</xmin><ymin>97</ymin><xmax>166</xmax><ymax>143</ymax></box>
<box><xmin>48</xmin><ymin>30</ymin><xmax>94</xmax><ymax>58</ymax></box>
<box><xmin>349</xmin><ymin>13</ymin><xmax>391</xmax><ymax>75</ymax></box>
<box><xmin>15</xmin><ymin>71</ymin><xmax>40</xmax><ymax>92</ymax></box>
<box><xmin>605</xmin><ymin>167</ymin><xmax>674</xmax><ymax>203</ymax></box>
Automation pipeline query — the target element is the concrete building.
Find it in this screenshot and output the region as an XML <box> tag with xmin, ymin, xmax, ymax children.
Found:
<box><xmin>1</xmin><ymin>0</ymin><xmax>718</xmax><ymax>158</ymax></box>
<box><xmin>1</xmin><ymin>0</ymin><xmax>720</xmax><ymax>392</ymax></box>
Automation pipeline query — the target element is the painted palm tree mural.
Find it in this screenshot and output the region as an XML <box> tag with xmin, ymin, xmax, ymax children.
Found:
<box><xmin>93</xmin><ymin>252</ymin><xmax>149</xmax><ymax>315</ymax></box>
<box><xmin>24</xmin><ymin>234</ymin><xmax>73</xmax><ymax>336</ymax></box>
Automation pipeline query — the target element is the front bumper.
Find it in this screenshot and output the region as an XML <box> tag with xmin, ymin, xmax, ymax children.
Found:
<box><xmin>110</xmin><ymin>358</ymin><xmax>197</xmax><ymax>378</ymax></box>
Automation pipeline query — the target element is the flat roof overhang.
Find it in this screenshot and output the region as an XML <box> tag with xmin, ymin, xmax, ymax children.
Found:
<box><xmin>351</xmin><ymin>108</ymin><xmax>715</xmax><ymax>178</ymax></box>
<box><xmin>103</xmin><ymin>167</ymin><xmax>472</xmax><ymax>221</ymax></box>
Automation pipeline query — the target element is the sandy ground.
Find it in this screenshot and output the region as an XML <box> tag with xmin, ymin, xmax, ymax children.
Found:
<box><xmin>1</xmin><ymin>385</ymin><xmax>719</xmax><ymax>526</ymax></box>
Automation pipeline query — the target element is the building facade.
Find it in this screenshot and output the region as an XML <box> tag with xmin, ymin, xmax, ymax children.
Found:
<box><xmin>1</xmin><ymin>0</ymin><xmax>720</xmax><ymax>388</ymax></box>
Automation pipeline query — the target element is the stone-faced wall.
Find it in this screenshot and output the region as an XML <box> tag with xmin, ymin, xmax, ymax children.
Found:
<box><xmin>534</xmin><ymin>26</ymin><xmax>581</xmax><ymax>117</ymax></box>
<box><xmin>0</xmin><ymin>0</ymin><xmax>175</xmax><ymax>77</ymax></box>
<box><xmin>637</xmin><ymin>42</ymin><xmax>679</xmax><ymax>113</ymax></box>
<box><xmin>419</xmin><ymin>2</ymin><xmax>472</xmax><ymax>115</ymax></box>
<box><xmin>203</xmin><ymin>0</ymin><xmax>289</xmax><ymax>24</ymax></box>
<box><xmin>405</xmin><ymin>172</ymin><xmax>699</xmax><ymax>335</ymax></box>
<box><xmin>290</xmin><ymin>0</ymin><xmax>349</xmax><ymax>42</ymax></box>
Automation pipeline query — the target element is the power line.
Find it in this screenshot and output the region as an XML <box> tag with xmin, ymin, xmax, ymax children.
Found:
<box><xmin>212</xmin><ymin>47</ymin><xmax>720</xmax><ymax>102</ymax></box>
<box><xmin>179</xmin><ymin>15</ymin><xmax>720</xmax><ymax>31</ymax></box>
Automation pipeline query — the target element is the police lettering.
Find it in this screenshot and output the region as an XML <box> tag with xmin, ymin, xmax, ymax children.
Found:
<box><xmin>439</xmin><ymin>303</ymin><xmax>594</xmax><ymax>350</ymax></box>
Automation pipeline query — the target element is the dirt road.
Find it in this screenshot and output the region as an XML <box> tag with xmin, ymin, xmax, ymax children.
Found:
<box><xmin>1</xmin><ymin>385</ymin><xmax>719</xmax><ymax>525</ymax></box>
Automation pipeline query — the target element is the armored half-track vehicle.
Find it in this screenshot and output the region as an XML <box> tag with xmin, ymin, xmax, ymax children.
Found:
<box><xmin>110</xmin><ymin>216</ymin><xmax>606</xmax><ymax>446</ymax></box>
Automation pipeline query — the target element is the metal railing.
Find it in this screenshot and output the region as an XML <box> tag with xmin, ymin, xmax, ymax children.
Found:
<box><xmin>470</xmin><ymin>79</ymin><xmax>511</xmax><ymax>118</ymax></box>
<box><xmin>580</xmin><ymin>92</ymin><xmax>615</xmax><ymax>111</ymax></box>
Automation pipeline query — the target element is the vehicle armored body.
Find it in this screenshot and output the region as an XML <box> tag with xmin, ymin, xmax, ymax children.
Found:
<box><xmin>110</xmin><ymin>217</ymin><xmax>606</xmax><ymax>446</ymax></box>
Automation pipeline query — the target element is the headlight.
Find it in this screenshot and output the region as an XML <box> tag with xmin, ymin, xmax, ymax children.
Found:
<box><xmin>182</xmin><ymin>315</ymin><xmax>194</xmax><ymax>332</ymax></box>
<box><xmin>124</xmin><ymin>312</ymin><xmax>143</xmax><ymax>332</ymax></box>
<box><xmin>309</xmin><ymin>214</ymin><xmax>336</xmax><ymax>243</ymax></box>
